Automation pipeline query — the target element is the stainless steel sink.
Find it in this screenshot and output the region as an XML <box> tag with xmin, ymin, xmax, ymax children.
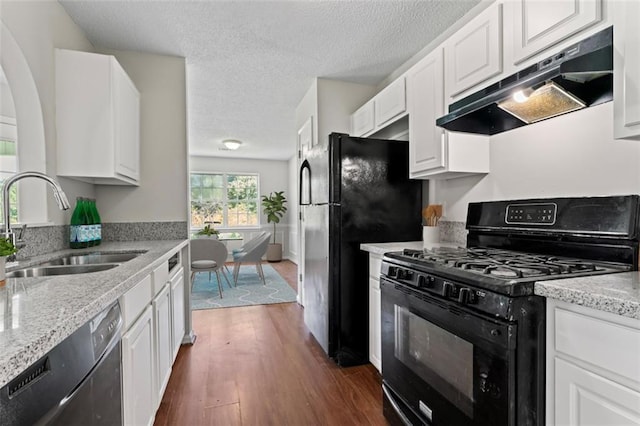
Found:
<box><xmin>38</xmin><ymin>252</ymin><xmax>142</xmax><ymax>267</ymax></box>
<box><xmin>7</xmin><ymin>263</ymin><xmax>120</xmax><ymax>278</ymax></box>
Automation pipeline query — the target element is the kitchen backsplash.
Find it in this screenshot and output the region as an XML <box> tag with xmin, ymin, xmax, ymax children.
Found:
<box><xmin>101</xmin><ymin>221</ymin><xmax>188</xmax><ymax>242</ymax></box>
<box><xmin>439</xmin><ymin>221</ymin><xmax>467</xmax><ymax>246</ymax></box>
<box><xmin>17</xmin><ymin>221</ymin><xmax>188</xmax><ymax>259</ymax></box>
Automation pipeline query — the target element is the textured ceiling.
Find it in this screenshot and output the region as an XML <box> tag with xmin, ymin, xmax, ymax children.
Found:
<box><xmin>59</xmin><ymin>0</ymin><xmax>481</xmax><ymax>160</ymax></box>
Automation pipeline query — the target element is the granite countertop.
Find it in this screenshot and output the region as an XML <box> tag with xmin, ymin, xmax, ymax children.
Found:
<box><xmin>0</xmin><ymin>240</ymin><xmax>188</xmax><ymax>388</ymax></box>
<box><xmin>360</xmin><ymin>240</ymin><xmax>461</xmax><ymax>255</ymax></box>
<box><xmin>535</xmin><ymin>272</ymin><xmax>640</xmax><ymax>320</ymax></box>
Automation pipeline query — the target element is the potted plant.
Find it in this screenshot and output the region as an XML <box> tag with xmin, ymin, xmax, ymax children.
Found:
<box><xmin>0</xmin><ymin>237</ymin><xmax>17</xmax><ymax>286</ymax></box>
<box><xmin>196</xmin><ymin>223</ymin><xmax>220</xmax><ymax>239</ymax></box>
<box><xmin>261</xmin><ymin>191</ymin><xmax>287</xmax><ymax>262</ymax></box>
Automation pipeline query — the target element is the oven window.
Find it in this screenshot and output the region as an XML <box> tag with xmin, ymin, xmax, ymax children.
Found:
<box><xmin>394</xmin><ymin>305</ymin><xmax>474</xmax><ymax>416</ymax></box>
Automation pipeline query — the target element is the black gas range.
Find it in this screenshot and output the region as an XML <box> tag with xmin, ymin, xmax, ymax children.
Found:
<box><xmin>380</xmin><ymin>195</ymin><xmax>639</xmax><ymax>426</ymax></box>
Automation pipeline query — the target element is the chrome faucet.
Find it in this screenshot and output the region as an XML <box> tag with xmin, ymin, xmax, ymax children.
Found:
<box><xmin>2</xmin><ymin>171</ymin><xmax>71</xmax><ymax>248</ymax></box>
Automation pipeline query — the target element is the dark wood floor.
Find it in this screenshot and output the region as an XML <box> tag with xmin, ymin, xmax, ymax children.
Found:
<box><xmin>155</xmin><ymin>261</ymin><xmax>386</xmax><ymax>426</ymax></box>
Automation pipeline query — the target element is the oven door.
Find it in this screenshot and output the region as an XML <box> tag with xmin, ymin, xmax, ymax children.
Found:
<box><xmin>381</xmin><ymin>277</ymin><xmax>516</xmax><ymax>426</ymax></box>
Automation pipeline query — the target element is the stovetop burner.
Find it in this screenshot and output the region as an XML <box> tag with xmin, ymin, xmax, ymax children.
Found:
<box><xmin>402</xmin><ymin>247</ymin><xmax>610</xmax><ymax>279</ymax></box>
<box><xmin>383</xmin><ymin>246</ymin><xmax>630</xmax><ymax>295</ymax></box>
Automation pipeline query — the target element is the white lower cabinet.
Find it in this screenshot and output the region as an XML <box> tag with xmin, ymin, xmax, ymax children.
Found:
<box><xmin>170</xmin><ymin>269</ymin><xmax>186</xmax><ymax>360</ymax></box>
<box><xmin>555</xmin><ymin>358</ymin><xmax>640</xmax><ymax>425</ymax></box>
<box><xmin>547</xmin><ymin>299</ymin><xmax>640</xmax><ymax>426</ymax></box>
<box><xmin>120</xmin><ymin>253</ymin><xmax>187</xmax><ymax>426</ymax></box>
<box><xmin>368</xmin><ymin>254</ymin><xmax>382</xmax><ymax>373</ymax></box>
<box><xmin>153</xmin><ymin>284</ymin><xmax>173</xmax><ymax>407</ymax></box>
<box><xmin>122</xmin><ymin>306</ymin><xmax>155</xmax><ymax>426</ymax></box>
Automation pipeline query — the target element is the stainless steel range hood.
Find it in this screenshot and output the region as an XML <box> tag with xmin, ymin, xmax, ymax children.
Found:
<box><xmin>436</xmin><ymin>26</ymin><xmax>613</xmax><ymax>136</ymax></box>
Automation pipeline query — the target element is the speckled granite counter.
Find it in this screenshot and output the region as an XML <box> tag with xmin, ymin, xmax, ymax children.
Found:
<box><xmin>0</xmin><ymin>240</ymin><xmax>188</xmax><ymax>388</ymax></box>
<box><xmin>360</xmin><ymin>240</ymin><xmax>461</xmax><ymax>255</ymax></box>
<box><xmin>535</xmin><ymin>272</ymin><xmax>640</xmax><ymax>320</ymax></box>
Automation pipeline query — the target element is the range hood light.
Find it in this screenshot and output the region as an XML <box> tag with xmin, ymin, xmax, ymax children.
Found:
<box><xmin>512</xmin><ymin>88</ymin><xmax>534</xmax><ymax>103</ymax></box>
<box><xmin>497</xmin><ymin>81</ymin><xmax>586</xmax><ymax>124</ymax></box>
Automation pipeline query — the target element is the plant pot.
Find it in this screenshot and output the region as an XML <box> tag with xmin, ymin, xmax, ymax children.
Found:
<box><xmin>0</xmin><ymin>256</ymin><xmax>6</xmax><ymax>287</ymax></box>
<box><xmin>266</xmin><ymin>243</ymin><xmax>282</xmax><ymax>262</ymax></box>
<box><xmin>196</xmin><ymin>234</ymin><xmax>218</xmax><ymax>239</ymax></box>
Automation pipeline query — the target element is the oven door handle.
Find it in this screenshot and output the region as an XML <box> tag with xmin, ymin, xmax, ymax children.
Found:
<box><xmin>382</xmin><ymin>384</ymin><xmax>414</xmax><ymax>426</ymax></box>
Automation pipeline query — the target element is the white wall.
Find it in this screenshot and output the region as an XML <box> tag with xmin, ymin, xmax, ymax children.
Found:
<box><xmin>435</xmin><ymin>102</ymin><xmax>640</xmax><ymax>222</ymax></box>
<box><xmin>95</xmin><ymin>49</ymin><xmax>188</xmax><ymax>223</ymax></box>
<box><xmin>190</xmin><ymin>155</ymin><xmax>292</xmax><ymax>255</ymax></box>
<box><xmin>0</xmin><ymin>1</ymin><xmax>95</xmax><ymax>225</ymax></box>
<box><xmin>287</xmin><ymin>154</ymin><xmax>298</xmax><ymax>263</ymax></box>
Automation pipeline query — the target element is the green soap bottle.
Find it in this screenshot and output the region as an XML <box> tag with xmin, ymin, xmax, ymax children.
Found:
<box><xmin>70</xmin><ymin>197</ymin><xmax>83</xmax><ymax>249</ymax></box>
<box><xmin>89</xmin><ymin>199</ymin><xmax>102</xmax><ymax>246</ymax></box>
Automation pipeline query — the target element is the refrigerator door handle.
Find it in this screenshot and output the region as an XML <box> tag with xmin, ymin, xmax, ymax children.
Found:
<box><xmin>300</xmin><ymin>159</ymin><xmax>312</xmax><ymax>206</ymax></box>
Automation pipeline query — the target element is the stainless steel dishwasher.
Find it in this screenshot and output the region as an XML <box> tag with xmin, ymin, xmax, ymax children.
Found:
<box><xmin>0</xmin><ymin>301</ymin><xmax>123</xmax><ymax>425</ymax></box>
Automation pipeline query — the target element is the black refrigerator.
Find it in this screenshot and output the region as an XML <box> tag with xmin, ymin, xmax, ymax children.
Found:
<box><xmin>300</xmin><ymin>132</ymin><xmax>422</xmax><ymax>366</ymax></box>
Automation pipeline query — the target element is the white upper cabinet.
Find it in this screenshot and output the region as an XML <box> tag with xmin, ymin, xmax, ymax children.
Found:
<box><xmin>614</xmin><ymin>0</ymin><xmax>640</xmax><ymax>140</ymax></box>
<box><xmin>350</xmin><ymin>100</ymin><xmax>374</xmax><ymax>137</ymax></box>
<box><xmin>511</xmin><ymin>0</ymin><xmax>602</xmax><ymax>65</ymax></box>
<box><xmin>408</xmin><ymin>49</ymin><xmax>446</xmax><ymax>176</ymax></box>
<box><xmin>407</xmin><ymin>49</ymin><xmax>490</xmax><ymax>180</ymax></box>
<box><xmin>56</xmin><ymin>49</ymin><xmax>140</xmax><ymax>185</ymax></box>
<box><xmin>445</xmin><ymin>3</ymin><xmax>503</xmax><ymax>98</ymax></box>
<box><xmin>350</xmin><ymin>77</ymin><xmax>406</xmax><ymax>137</ymax></box>
<box><xmin>374</xmin><ymin>77</ymin><xmax>406</xmax><ymax>128</ymax></box>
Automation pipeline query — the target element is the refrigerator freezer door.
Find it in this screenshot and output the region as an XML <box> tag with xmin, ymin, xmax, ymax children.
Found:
<box><xmin>305</xmin><ymin>142</ymin><xmax>330</xmax><ymax>205</ymax></box>
<box><xmin>303</xmin><ymin>204</ymin><xmax>331</xmax><ymax>354</ymax></box>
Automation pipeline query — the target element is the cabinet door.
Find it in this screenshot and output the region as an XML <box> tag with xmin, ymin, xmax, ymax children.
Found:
<box><xmin>369</xmin><ymin>278</ymin><xmax>382</xmax><ymax>373</ymax></box>
<box><xmin>350</xmin><ymin>100</ymin><xmax>375</xmax><ymax>137</ymax></box>
<box><xmin>512</xmin><ymin>0</ymin><xmax>602</xmax><ymax>64</ymax></box>
<box><xmin>407</xmin><ymin>49</ymin><xmax>446</xmax><ymax>177</ymax></box>
<box><xmin>446</xmin><ymin>4</ymin><xmax>502</xmax><ymax>98</ymax></box>
<box><xmin>153</xmin><ymin>284</ymin><xmax>172</xmax><ymax>407</ymax></box>
<box><xmin>122</xmin><ymin>306</ymin><xmax>155</xmax><ymax>426</ymax></box>
<box><xmin>114</xmin><ymin>60</ymin><xmax>140</xmax><ymax>181</ymax></box>
<box><xmin>171</xmin><ymin>271</ymin><xmax>186</xmax><ymax>360</ymax></box>
<box><xmin>555</xmin><ymin>358</ymin><xmax>640</xmax><ymax>425</ymax></box>
<box><xmin>614</xmin><ymin>0</ymin><xmax>640</xmax><ymax>140</ymax></box>
<box><xmin>374</xmin><ymin>78</ymin><xmax>406</xmax><ymax>128</ymax></box>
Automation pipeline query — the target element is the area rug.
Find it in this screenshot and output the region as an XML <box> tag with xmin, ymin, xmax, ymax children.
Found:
<box><xmin>191</xmin><ymin>264</ymin><xmax>297</xmax><ymax>310</ymax></box>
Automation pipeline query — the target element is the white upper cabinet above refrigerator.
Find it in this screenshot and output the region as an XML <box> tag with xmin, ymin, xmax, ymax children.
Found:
<box><xmin>350</xmin><ymin>77</ymin><xmax>406</xmax><ymax>137</ymax></box>
<box><xmin>56</xmin><ymin>49</ymin><xmax>140</xmax><ymax>185</ymax></box>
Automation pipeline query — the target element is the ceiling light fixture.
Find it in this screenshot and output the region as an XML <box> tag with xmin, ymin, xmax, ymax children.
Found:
<box><xmin>223</xmin><ymin>139</ymin><xmax>242</xmax><ymax>150</ymax></box>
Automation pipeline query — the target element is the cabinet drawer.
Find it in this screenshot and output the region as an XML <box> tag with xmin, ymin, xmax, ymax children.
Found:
<box><xmin>555</xmin><ymin>307</ymin><xmax>640</xmax><ymax>385</ymax></box>
<box><xmin>120</xmin><ymin>274</ymin><xmax>152</xmax><ymax>330</ymax></box>
<box><xmin>152</xmin><ymin>261</ymin><xmax>169</xmax><ymax>295</ymax></box>
<box><xmin>369</xmin><ymin>255</ymin><xmax>382</xmax><ymax>279</ymax></box>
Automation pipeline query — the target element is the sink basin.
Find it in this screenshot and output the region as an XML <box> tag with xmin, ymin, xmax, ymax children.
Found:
<box><xmin>7</xmin><ymin>263</ymin><xmax>120</xmax><ymax>278</ymax></box>
<box><xmin>37</xmin><ymin>252</ymin><xmax>143</xmax><ymax>267</ymax></box>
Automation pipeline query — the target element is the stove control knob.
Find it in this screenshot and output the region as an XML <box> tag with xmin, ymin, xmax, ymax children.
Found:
<box><xmin>442</xmin><ymin>282</ymin><xmax>454</xmax><ymax>297</ymax></box>
<box><xmin>458</xmin><ymin>288</ymin><xmax>472</xmax><ymax>304</ymax></box>
<box><xmin>387</xmin><ymin>266</ymin><xmax>398</xmax><ymax>278</ymax></box>
<box><xmin>397</xmin><ymin>269</ymin><xmax>413</xmax><ymax>280</ymax></box>
<box><xmin>417</xmin><ymin>275</ymin><xmax>434</xmax><ymax>288</ymax></box>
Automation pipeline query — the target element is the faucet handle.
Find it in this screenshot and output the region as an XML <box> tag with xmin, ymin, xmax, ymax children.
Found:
<box><xmin>15</xmin><ymin>224</ymin><xmax>26</xmax><ymax>241</ymax></box>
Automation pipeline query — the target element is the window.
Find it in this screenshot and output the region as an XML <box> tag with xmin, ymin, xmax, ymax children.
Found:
<box><xmin>0</xmin><ymin>117</ymin><xmax>18</xmax><ymax>225</ymax></box>
<box><xmin>190</xmin><ymin>173</ymin><xmax>259</xmax><ymax>228</ymax></box>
